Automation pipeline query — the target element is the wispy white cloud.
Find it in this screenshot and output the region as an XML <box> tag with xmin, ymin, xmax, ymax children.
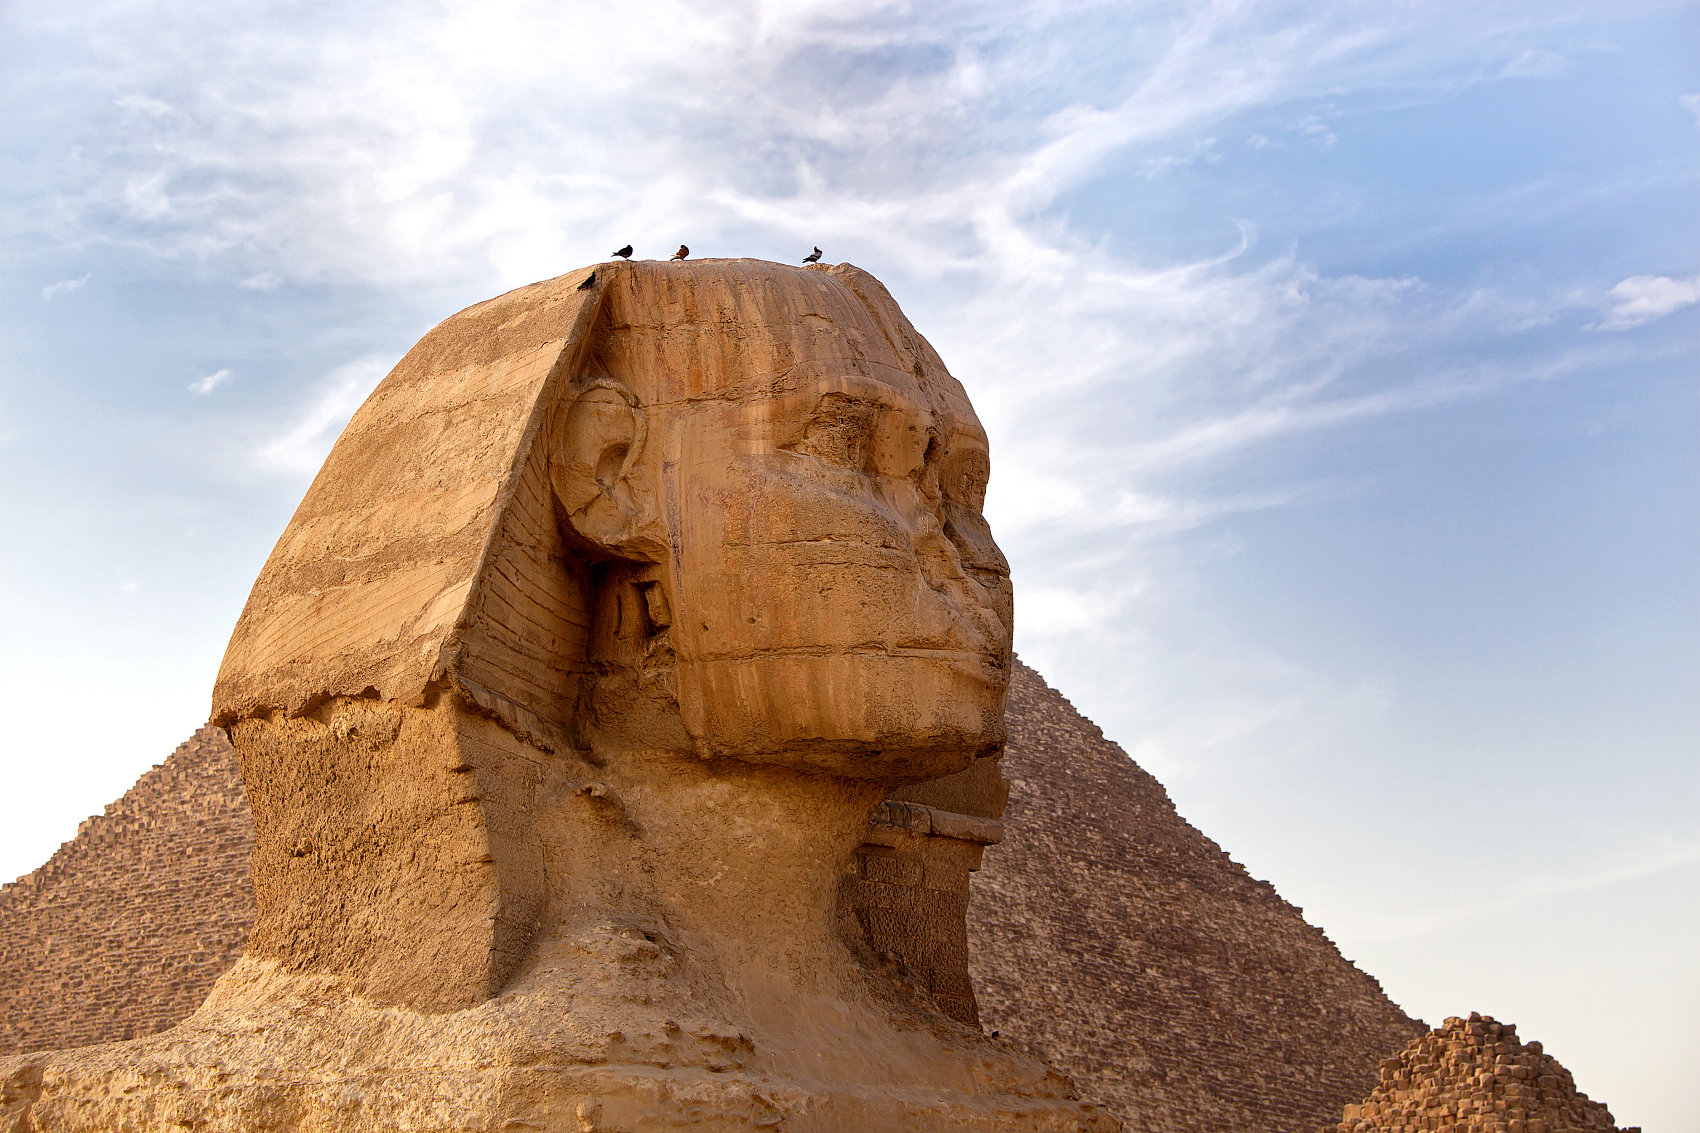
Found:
<box><xmin>187</xmin><ymin>368</ymin><xmax>231</xmax><ymax>395</ymax></box>
<box><xmin>1348</xmin><ymin>837</ymin><xmax>1700</xmax><ymax>943</ymax></box>
<box><xmin>42</xmin><ymin>274</ymin><xmax>90</xmax><ymax>299</ymax></box>
<box><xmin>1500</xmin><ymin>46</ymin><xmax>1571</xmax><ymax>78</ymax></box>
<box><xmin>4</xmin><ymin>0</ymin><xmax>1633</xmax><ymax>528</ymax></box>
<box><xmin>1594</xmin><ymin>273</ymin><xmax>1700</xmax><ymax>330</ymax></box>
<box><xmin>114</xmin><ymin>93</ymin><xmax>171</xmax><ymax>117</ymax></box>
<box><xmin>1295</xmin><ymin>115</ymin><xmax>1339</xmax><ymax>149</ymax></box>
<box><xmin>7</xmin><ymin>0</ymin><xmax>1668</xmax><ymax>702</ymax></box>
<box><xmin>0</xmin><ymin>0</ymin><xmax>1625</xmax><ymax>292</ymax></box>
<box><xmin>252</xmin><ymin>356</ymin><xmax>391</xmax><ymax>475</ymax></box>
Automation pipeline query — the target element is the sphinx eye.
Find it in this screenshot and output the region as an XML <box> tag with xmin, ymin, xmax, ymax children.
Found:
<box><xmin>793</xmin><ymin>392</ymin><xmax>881</xmax><ymax>471</ymax></box>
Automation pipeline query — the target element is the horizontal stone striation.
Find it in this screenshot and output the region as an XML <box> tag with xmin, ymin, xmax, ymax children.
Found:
<box><xmin>1330</xmin><ymin>1013</ymin><xmax>1633</xmax><ymax>1133</ymax></box>
<box><xmin>969</xmin><ymin>662</ymin><xmax>1425</xmax><ymax>1133</ymax></box>
<box><xmin>0</xmin><ymin>727</ymin><xmax>253</xmax><ymax>1054</ymax></box>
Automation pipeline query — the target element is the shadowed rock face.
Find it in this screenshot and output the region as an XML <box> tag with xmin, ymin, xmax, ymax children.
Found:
<box><xmin>1</xmin><ymin>260</ymin><xmax>1115</xmax><ymax>1133</ymax></box>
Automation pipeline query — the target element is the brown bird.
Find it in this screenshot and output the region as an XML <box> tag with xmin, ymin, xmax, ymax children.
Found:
<box><xmin>670</xmin><ymin>245</ymin><xmax>689</xmax><ymax>260</ymax></box>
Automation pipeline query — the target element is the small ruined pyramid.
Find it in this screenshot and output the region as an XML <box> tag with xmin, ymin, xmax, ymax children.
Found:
<box><xmin>1330</xmin><ymin>1013</ymin><xmax>1634</xmax><ymax>1133</ymax></box>
<box><xmin>1</xmin><ymin>661</ymin><xmax>1422</xmax><ymax>1132</ymax></box>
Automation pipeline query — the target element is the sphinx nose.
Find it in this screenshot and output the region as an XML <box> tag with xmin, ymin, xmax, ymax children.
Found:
<box><xmin>909</xmin><ymin>516</ymin><xmax>959</xmax><ymax>582</ymax></box>
<box><xmin>908</xmin><ymin>513</ymin><xmax>1011</xmax><ymax>635</ymax></box>
<box><xmin>943</xmin><ymin>511</ymin><xmax>1009</xmax><ymax>585</ymax></box>
<box><xmin>906</xmin><ymin>502</ymin><xmax>1006</xmax><ymax>583</ymax></box>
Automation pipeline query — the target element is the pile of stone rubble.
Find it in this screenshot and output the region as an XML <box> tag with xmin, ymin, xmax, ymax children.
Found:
<box><xmin>1328</xmin><ymin>1013</ymin><xmax>1636</xmax><ymax>1133</ymax></box>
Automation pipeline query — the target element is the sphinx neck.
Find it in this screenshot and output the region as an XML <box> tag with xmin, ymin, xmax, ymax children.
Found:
<box><xmin>545</xmin><ymin>747</ymin><xmax>888</xmax><ymax>997</ymax></box>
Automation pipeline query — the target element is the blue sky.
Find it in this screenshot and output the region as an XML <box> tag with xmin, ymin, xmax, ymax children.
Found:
<box><xmin>2</xmin><ymin>1</ymin><xmax>1695</xmax><ymax>1127</ymax></box>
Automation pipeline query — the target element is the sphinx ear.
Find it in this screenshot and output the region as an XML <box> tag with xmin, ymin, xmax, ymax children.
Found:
<box><xmin>549</xmin><ymin>380</ymin><xmax>659</xmax><ymax>559</ymax></box>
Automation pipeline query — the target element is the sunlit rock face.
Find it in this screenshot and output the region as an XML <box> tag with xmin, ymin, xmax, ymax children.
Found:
<box><xmin>1328</xmin><ymin>1014</ymin><xmax>1632</xmax><ymax>1133</ymax></box>
<box><xmin>0</xmin><ymin>259</ymin><xmax>1114</xmax><ymax>1133</ymax></box>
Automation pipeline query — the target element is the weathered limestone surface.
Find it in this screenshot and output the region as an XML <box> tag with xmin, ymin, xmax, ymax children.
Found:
<box><xmin>0</xmin><ymin>259</ymin><xmax>1113</xmax><ymax>1133</ymax></box>
<box><xmin>0</xmin><ymin>663</ymin><xmax>1427</xmax><ymax>1132</ymax></box>
<box><xmin>1328</xmin><ymin>1013</ymin><xmax>1634</xmax><ymax>1133</ymax></box>
<box><xmin>969</xmin><ymin>666</ymin><xmax>1426</xmax><ymax>1133</ymax></box>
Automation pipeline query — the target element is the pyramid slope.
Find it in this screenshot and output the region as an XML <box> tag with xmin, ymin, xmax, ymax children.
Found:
<box><xmin>0</xmin><ymin>727</ymin><xmax>252</xmax><ymax>1053</ymax></box>
<box><xmin>0</xmin><ymin>664</ymin><xmax>1421</xmax><ymax>1132</ymax></box>
<box><xmin>970</xmin><ymin>662</ymin><xmax>1423</xmax><ymax>1132</ymax></box>
<box><xmin>1329</xmin><ymin>1013</ymin><xmax>1632</xmax><ymax>1132</ymax></box>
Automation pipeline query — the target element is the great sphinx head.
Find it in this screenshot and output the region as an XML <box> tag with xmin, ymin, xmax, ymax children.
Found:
<box><xmin>212</xmin><ymin>258</ymin><xmax>1013</xmax><ymax>1012</ymax></box>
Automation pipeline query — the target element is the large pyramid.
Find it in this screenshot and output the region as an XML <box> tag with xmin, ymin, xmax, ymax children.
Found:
<box><xmin>972</xmin><ymin>664</ymin><xmax>1422</xmax><ymax>1131</ymax></box>
<box><xmin>0</xmin><ymin>727</ymin><xmax>252</xmax><ymax>1053</ymax></box>
<box><xmin>0</xmin><ymin>661</ymin><xmax>1421</xmax><ymax>1131</ymax></box>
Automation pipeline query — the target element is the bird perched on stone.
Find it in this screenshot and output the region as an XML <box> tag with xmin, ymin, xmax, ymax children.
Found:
<box><xmin>576</xmin><ymin>271</ymin><xmax>596</xmax><ymax>291</ymax></box>
<box><xmin>802</xmin><ymin>247</ymin><xmax>823</xmax><ymax>264</ymax></box>
<box><xmin>671</xmin><ymin>245</ymin><xmax>689</xmax><ymax>260</ymax></box>
<box><xmin>612</xmin><ymin>245</ymin><xmax>633</xmax><ymax>260</ymax></box>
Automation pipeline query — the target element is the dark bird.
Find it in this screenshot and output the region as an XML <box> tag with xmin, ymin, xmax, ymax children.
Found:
<box><xmin>670</xmin><ymin>245</ymin><xmax>689</xmax><ymax>260</ymax></box>
<box><xmin>577</xmin><ymin>271</ymin><xmax>597</xmax><ymax>291</ymax></box>
<box><xmin>612</xmin><ymin>245</ymin><xmax>633</xmax><ymax>259</ymax></box>
<box><xmin>802</xmin><ymin>246</ymin><xmax>822</xmax><ymax>264</ymax></box>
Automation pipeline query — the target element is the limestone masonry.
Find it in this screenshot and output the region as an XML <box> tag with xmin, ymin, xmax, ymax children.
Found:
<box><xmin>1329</xmin><ymin>1013</ymin><xmax>1635</xmax><ymax>1133</ymax></box>
<box><xmin>3</xmin><ymin>664</ymin><xmax>1430</xmax><ymax>1132</ymax></box>
<box><xmin>972</xmin><ymin>665</ymin><xmax>1424</xmax><ymax>1133</ymax></box>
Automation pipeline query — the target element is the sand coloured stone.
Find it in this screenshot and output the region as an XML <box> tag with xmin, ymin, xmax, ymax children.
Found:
<box><xmin>0</xmin><ymin>259</ymin><xmax>1114</xmax><ymax>1132</ymax></box>
<box><xmin>1329</xmin><ymin>1013</ymin><xmax>1635</xmax><ymax>1133</ymax></box>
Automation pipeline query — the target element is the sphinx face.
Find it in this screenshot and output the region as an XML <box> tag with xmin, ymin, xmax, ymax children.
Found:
<box><xmin>598</xmin><ymin>262</ymin><xmax>1012</xmax><ymax>783</ymax></box>
<box><xmin>667</xmin><ymin>368</ymin><xmax>1012</xmax><ymax>781</ymax></box>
